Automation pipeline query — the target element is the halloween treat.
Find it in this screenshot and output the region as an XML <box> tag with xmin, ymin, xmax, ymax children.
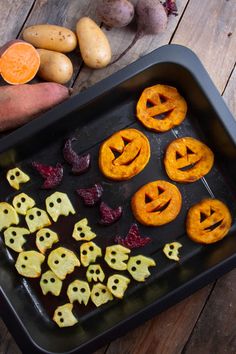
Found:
<box><xmin>32</xmin><ymin>161</ymin><xmax>63</xmax><ymax>189</ymax></box>
<box><xmin>0</xmin><ymin>202</ymin><xmax>19</xmax><ymax>231</ymax></box>
<box><xmin>4</xmin><ymin>227</ymin><xmax>30</xmax><ymax>253</ymax></box>
<box><xmin>115</xmin><ymin>223</ymin><xmax>151</xmax><ymax>249</ymax></box>
<box><xmin>53</xmin><ymin>303</ymin><xmax>78</xmax><ymax>328</ymax></box>
<box><xmin>186</xmin><ymin>199</ymin><xmax>232</xmax><ymax>244</ymax></box>
<box><xmin>48</xmin><ymin>247</ymin><xmax>80</xmax><ymax>280</ymax></box>
<box><xmin>76</xmin><ymin>183</ymin><xmax>103</xmax><ymax>206</ymax></box>
<box><xmin>105</xmin><ymin>245</ymin><xmax>130</xmax><ymax>270</ymax></box>
<box><xmin>12</xmin><ymin>193</ymin><xmax>35</xmax><ymax>215</ymax></box>
<box><xmin>107</xmin><ymin>274</ymin><xmax>130</xmax><ymax>299</ymax></box>
<box><xmin>63</xmin><ymin>138</ymin><xmax>91</xmax><ymax>175</ymax></box>
<box><xmin>99</xmin><ymin>128</ymin><xmax>150</xmax><ymax>180</ymax></box>
<box><xmin>40</xmin><ymin>270</ymin><xmax>62</xmax><ymax>296</ymax></box>
<box><xmin>131</xmin><ymin>180</ymin><xmax>182</xmax><ymax>226</ymax></box>
<box><xmin>36</xmin><ymin>228</ymin><xmax>59</xmax><ymax>254</ymax></box>
<box><xmin>99</xmin><ymin>202</ymin><xmax>123</xmax><ymax>225</ymax></box>
<box><xmin>67</xmin><ymin>280</ymin><xmax>91</xmax><ymax>305</ymax></box>
<box><xmin>72</xmin><ymin>218</ymin><xmax>96</xmax><ymax>241</ymax></box>
<box><xmin>136</xmin><ymin>84</ymin><xmax>187</xmax><ymax>132</ymax></box>
<box><xmin>164</xmin><ymin>137</ymin><xmax>214</xmax><ymax>183</ymax></box>
<box><xmin>86</xmin><ymin>264</ymin><xmax>105</xmax><ymax>282</ymax></box>
<box><xmin>80</xmin><ymin>242</ymin><xmax>102</xmax><ymax>267</ymax></box>
<box><xmin>45</xmin><ymin>191</ymin><xmax>75</xmax><ymax>222</ymax></box>
<box><xmin>15</xmin><ymin>250</ymin><xmax>45</xmax><ymax>278</ymax></box>
<box><xmin>127</xmin><ymin>255</ymin><xmax>156</xmax><ymax>281</ymax></box>
<box><xmin>25</xmin><ymin>207</ymin><xmax>51</xmax><ymax>233</ymax></box>
<box><xmin>6</xmin><ymin>167</ymin><xmax>30</xmax><ymax>190</ymax></box>
<box><xmin>90</xmin><ymin>283</ymin><xmax>113</xmax><ymax>307</ymax></box>
<box><xmin>163</xmin><ymin>242</ymin><xmax>182</xmax><ymax>261</ymax></box>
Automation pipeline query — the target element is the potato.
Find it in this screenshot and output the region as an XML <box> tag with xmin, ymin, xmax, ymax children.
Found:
<box><xmin>37</xmin><ymin>49</ymin><xmax>73</xmax><ymax>84</ymax></box>
<box><xmin>23</xmin><ymin>25</ymin><xmax>77</xmax><ymax>53</ymax></box>
<box><xmin>76</xmin><ymin>17</ymin><xmax>111</xmax><ymax>69</ymax></box>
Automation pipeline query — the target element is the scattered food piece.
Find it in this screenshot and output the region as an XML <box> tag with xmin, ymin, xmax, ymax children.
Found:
<box><xmin>127</xmin><ymin>255</ymin><xmax>156</xmax><ymax>281</ymax></box>
<box><xmin>163</xmin><ymin>0</ymin><xmax>178</xmax><ymax>16</ymax></box>
<box><xmin>6</xmin><ymin>167</ymin><xmax>30</xmax><ymax>190</ymax></box>
<box><xmin>163</xmin><ymin>242</ymin><xmax>182</xmax><ymax>261</ymax></box>
<box><xmin>91</xmin><ymin>283</ymin><xmax>113</xmax><ymax>307</ymax></box>
<box><xmin>32</xmin><ymin>162</ymin><xmax>63</xmax><ymax>189</ymax></box>
<box><xmin>105</xmin><ymin>245</ymin><xmax>130</xmax><ymax>270</ymax></box>
<box><xmin>80</xmin><ymin>242</ymin><xmax>102</xmax><ymax>267</ymax></box>
<box><xmin>76</xmin><ymin>183</ymin><xmax>103</xmax><ymax>206</ymax></box>
<box><xmin>40</xmin><ymin>270</ymin><xmax>62</xmax><ymax>296</ymax></box>
<box><xmin>63</xmin><ymin>138</ymin><xmax>91</xmax><ymax>175</ymax></box>
<box><xmin>72</xmin><ymin>218</ymin><xmax>96</xmax><ymax>241</ymax></box>
<box><xmin>99</xmin><ymin>202</ymin><xmax>123</xmax><ymax>225</ymax></box>
<box><xmin>15</xmin><ymin>250</ymin><xmax>45</xmax><ymax>278</ymax></box>
<box><xmin>4</xmin><ymin>227</ymin><xmax>30</xmax><ymax>253</ymax></box>
<box><xmin>115</xmin><ymin>223</ymin><xmax>151</xmax><ymax>249</ymax></box>
<box><xmin>25</xmin><ymin>207</ymin><xmax>51</xmax><ymax>233</ymax></box>
<box><xmin>36</xmin><ymin>228</ymin><xmax>59</xmax><ymax>254</ymax></box>
<box><xmin>67</xmin><ymin>280</ymin><xmax>90</xmax><ymax>305</ymax></box>
<box><xmin>45</xmin><ymin>191</ymin><xmax>75</xmax><ymax>222</ymax></box>
<box><xmin>97</xmin><ymin>0</ymin><xmax>134</xmax><ymax>28</ymax></box>
<box><xmin>53</xmin><ymin>303</ymin><xmax>78</xmax><ymax>328</ymax></box>
<box><xmin>0</xmin><ymin>202</ymin><xmax>19</xmax><ymax>231</ymax></box>
<box><xmin>48</xmin><ymin>247</ymin><xmax>80</xmax><ymax>280</ymax></box>
<box><xmin>12</xmin><ymin>193</ymin><xmax>35</xmax><ymax>215</ymax></box>
<box><xmin>86</xmin><ymin>264</ymin><xmax>105</xmax><ymax>282</ymax></box>
<box><xmin>107</xmin><ymin>274</ymin><xmax>130</xmax><ymax>298</ymax></box>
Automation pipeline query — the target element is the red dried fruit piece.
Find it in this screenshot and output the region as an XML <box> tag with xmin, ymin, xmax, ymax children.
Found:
<box><xmin>32</xmin><ymin>162</ymin><xmax>63</xmax><ymax>189</ymax></box>
<box><xmin>115</xmin><ymin>223</ymin><xmax>151</xmax><ymax>249</ymax></box>
<box><xmin>99</xmin><ymin>202</ymin><xmax>122</xmax><ymax>225</ymax></box>
<box><xmin>77</xmin><ymin>183</ymin><xmax>103</xmax><ymax>206</ymax></box>
<box><xmin>63</xmin><ymin>138</ymin><xmax>91</xmax><ymax>175</ymax></box>
<box><xmin>163</xmin><ymin>0</ymin><xmax>178</xmax><ymax>16</ymax></box>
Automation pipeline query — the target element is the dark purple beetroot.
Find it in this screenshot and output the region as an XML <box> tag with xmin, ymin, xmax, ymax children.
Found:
<box><xmin>63</xmin><ymin>138</ymin><xmax>91</xmax><ymax>175</ymax></box>
<box><xmin>115</xmin><ymin>223</ymin><xmax>151</xmax><ymax>249</ymax></box>
<box><xmin>77</xmin><ymin>183</ymin><xmax>103</xmax><ymax>206</ymax></box>
<box><xmin>99</xmin><ymin>202</ymin><xmax>123</xmax><ymax>225</ymax></box>
<box><xmin>32</xmin><ymin>162</ymin><xmax>63</xmax><ymax>189</ymax></box>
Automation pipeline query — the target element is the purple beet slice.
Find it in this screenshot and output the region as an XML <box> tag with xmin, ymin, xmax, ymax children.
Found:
<box><xmin>99</xmin><ymin>201</ymin><xmax>122</xmax><ymax>225</ymax></box>
<box><xmin>77</xmin><ymin>183</ymin><xmax>103</xmax><ymax>206</ymax></box>
<box><xmin>63</xmin><ymin>138</ymin><xmax>91</xmax><ymax>175</ymax></box>
<box><xmin>32</xmin><ymin>162</ymin><xmax>63</xmax><ymax>189</ymax></box>
<box><xmin>115</xmin><ymin>223</ymin><xmax>151</xmax><ymax>249</ymax></box>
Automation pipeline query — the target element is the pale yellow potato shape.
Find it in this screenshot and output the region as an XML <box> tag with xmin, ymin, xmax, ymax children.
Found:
<box><xmin>4</xmin><ymin>227</ymin><xmax>30</xmax><ymax>252</ymax></box>
<box><xmin>163</xmin><ymin>242</ymin><xmax>182</xmax><ymax>261</ymax></box>
<box><xmin>107</xmin><ymin>274</ymin><xmax>130</xmax><ymax>299</ymax></box>
<box><xmin>15</xmin><ymin>250</ymin><xmax>45</xmax><ymax>278</ymax></box>
<box><xmin>48</xmin><ymin>247</ymin><xmax>80</xmax><ymax>280</ymax></box>
<box><xmin>67</xmin><ymin>279</ymin><xmax>90</xmax><ymax>305</ymax></box>
<box><xmin>105</xmin><ymin>245</ymin><xmax>130</xmax><ymax>270</ymax></box>
<box><xmin>53</xmin><ymin>303</ymin><xmax>78</xmax><ymax>328</ymax></box>
<box><xmin>40</xmin><ymin>270</ymin><xmax>62</xmax><ymax>296</ymax></box>
<box><xmin>76</xmin><ymin>17</ymin><xmax>111</xmax><ymax>69</ymax></box>
<box><xmin>45</xmin><ymin>192</ymin><xmax>75</xmax><ymax>222</ymax></box>
<box><xmin>86</xmin><ymin>264</ymin><xmax>105</xmax><ymax>282</ymax></box>
<box><xmin>12</xmin><ymin>193</ymin><xmax>35</xmax><ymax>215</ymax></box>
<box><xmin>36</xmin><ymin>228</ymin><xmax>59</xmax><ymax>254</ymax></box>
<box><xmin>25</xmin><ymin>207</ymin><xmax>51</xmax><ymax>233</ymax></box>
<box><xmin>91</xmin><ymin>283</ymin><xmax>113</xmax><ymax>307</ymax></box>
<box><xmin>80</xmin><ymin>242</ymin><xmax>102</xmax><ymax>267</ymax></box>
<box><xmin>0</xmin><ymin>202</ymin><xmax>19</xmax><ymax>231</ymax></box>
<box><xmin>6</xmin><ymin>167</ymin><xmax>30</xmax><ymax>190</ymax></box>
<box><xmin>127</xmin><ymin>255</ymin><xmax>156</xmax><ymax>282</ymax></box>
<box><xmin>72</xmin><ymin>218</ymin><xmax>96</xmax><ymax>241</ymax></box>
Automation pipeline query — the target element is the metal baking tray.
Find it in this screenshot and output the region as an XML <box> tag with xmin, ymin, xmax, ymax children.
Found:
<box><xmin>0</xmin><ymin>44</ymin><xmax>236</xmax><ymax>354</ymax></box>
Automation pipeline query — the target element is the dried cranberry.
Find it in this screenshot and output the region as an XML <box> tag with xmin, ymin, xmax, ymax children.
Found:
<box><xmin>32</xmin><ymin>162</ymin><xmax>63</xmax><ymax>189</ymax></box>
<box><xmin>163</xmin><ymin>0</ymin><xmax>178</xmax><ymax>16</ymax></box>
<box><xmin>63</xmin><ymin>138</ymin><xmax>91</xmax><ymax>175</ymax></box>
<box><xmin>77</xmin><ymin>183</ymin><xmax>103</xmax><ymax>206</ymax></box>
<box><xmin>99</xmin><ymin>202</ymin><xmax>122</xmax><ymax>225</ymax></box>
<box><xmin>115</xmin><ymin>223</ymin><xmax>151</xmax><ymax>249</ymax></box>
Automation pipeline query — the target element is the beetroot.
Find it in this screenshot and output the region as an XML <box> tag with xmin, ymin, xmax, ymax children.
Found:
<box><xmin>115</xmin><ymin>223</ymin><xmax>151</xmax><ymax>249</ymax></box>
<box><xmin>32</xmin><ymin>162</ymin><xmax>63</xmax><ymax>189</ymax></box>
<box><xmin>97</xmin><ymin>0</ymin><xmax>134</xmax><ymax>28</ymax></box>
<box><xmin>63</xmin><ymin>138</ymin><xmax>91</xmax><ymax>175</ymax></box>
<box><xmin>77</xmin><ymin>183</ymin><xmax>103</xmax><ymax>206</ymax></box>
<box><xmin>163</xmin><ymin>0</ymin><xmax>178</xmax><ymax>16</ymax></box>
<box><xmin>99</xmin><ymin>202</ymin><xmax>123</xmax><ymax>225</ymax></box>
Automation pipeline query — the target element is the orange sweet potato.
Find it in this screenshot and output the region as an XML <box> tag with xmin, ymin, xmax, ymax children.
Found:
<box><xmin>0</xmin><ymin>83</ymin><xmax>69</xmax><ymax>132</ymax></box>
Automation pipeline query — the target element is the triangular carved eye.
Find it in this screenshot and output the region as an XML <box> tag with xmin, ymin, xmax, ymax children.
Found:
<box><xmin>186</xmin><ymin>146</ymin><xmax>195</xmax><ymax>155</ymax></box>
<box><xmin>111</xmin><ymin>148</ymin><xmax>121</xmax><ymax>159</ymax></box>
<box><xmin>176</xmin><ymin>151</ymin><xmax>182</xmax><ymax>160</ymax></box>
<box><xmin>146</xmin><ymin>100</ymin><xmax>155</xmax><ymax>108</ymax></box>
<box><xmin>121</xmin><ymin>137</ymin><xmax>131</xmax><ymax>147</ymax></box>
<box><xmin>157</xmin><ymin>186</ymin><xmax>164</xmax><ymax>195</ymax></box>
<box><xmin>159</xmin><ymin>95</ymin><xmax>167</xmax><ymax>103</ymax></box>
<box><xmin>200</xmin><ymin>212</ymin><xmax>207</xmax><ymax>223</ymax></box>
<box><xmin>145</xmin><ymin>194</ymin><xmax>152</xmax><ymax>203</ymax></box>
<box><xmin>210</xmin><ymin>208</ymin><xmax>215</xmax><ymax>215</ymax></box>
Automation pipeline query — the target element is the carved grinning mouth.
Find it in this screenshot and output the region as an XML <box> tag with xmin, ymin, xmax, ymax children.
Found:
<box><xmin>150</xmin><ymin>199</ymin><xmax>171</xmax><ymax>213</ymax></box>
<box><xmin>204</xmin><ymin>219</ymin><xmax>223</xmax><ymax>232</ymax></box>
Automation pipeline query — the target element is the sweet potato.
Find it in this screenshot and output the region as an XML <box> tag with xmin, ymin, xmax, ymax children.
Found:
<box><xmin>0</xmin><ymin>40</ymin><xmax>40</xmax><ymax>85</ymax></box>
<box><xmin>0</xmin><ymin>83</ymin><xmax>69</xmax><ymax>132</ymax></box>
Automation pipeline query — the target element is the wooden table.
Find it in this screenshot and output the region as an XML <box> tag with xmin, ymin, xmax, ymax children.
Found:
<box><xmin>0</xmin><ymin>1</ymin><xmax>235</xmax><ymax>353</ymax></box>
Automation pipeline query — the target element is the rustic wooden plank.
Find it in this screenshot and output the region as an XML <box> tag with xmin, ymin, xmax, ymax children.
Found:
<box><xmin>0</xmin><ymin>318</ymin><xmax>21</xmax><ymax>354</ymax></box>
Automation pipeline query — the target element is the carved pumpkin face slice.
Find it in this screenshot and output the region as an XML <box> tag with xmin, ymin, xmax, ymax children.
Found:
<box><xmin>164</xmin><ymin>137</ymin><xmax>214</xmax><ymax>183</ymax></box>
<box><xmin>136</xmin><ymin>84</ymin><xmax>187</xmax><ymax>132</ymax></box>
<box><xmin>99</xmin><ymin>128</ymin><xmax>150</xmax><ymax>180</ymax></box>
<box><xmin>186</xmin><ymin>199</ymin><xmax>232</xmax><ymax>244</ymax></box>
<box><xmin>131</xmin><ymin>180</ymin><xmax>182</xmax><ymax>226</ymax></box>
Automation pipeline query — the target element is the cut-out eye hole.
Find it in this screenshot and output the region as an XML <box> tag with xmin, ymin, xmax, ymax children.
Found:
<box><xmin>29</xmin><ymin>215</ymin><xmax>34</xmax><ymax>220</ymax></box>
<box><xmin>169</xmin><ymin>251</ymin><xmax>173</xmax><ymax>256</ymax></box>
<box><xmin>90</xmin><ymin>269</ymin><xmax>94</xmax><ymax>274</ymax></box>
<box><xmin>15</xmin><ymin>171</ymin><xmax>20</xmax><ymax>177</ymax></box>
<box><xmin>210</xmin><ymin>208</ymin><xmax>215</xmax><ymax>216</ymax></box>
<box><xmin>50</xmin><ymin>278</ymin><xmax>55</xmax><ymax>283</ymax></box>
<box><xmin>114</xmin><ymin>279</ymin><xmax>119</xmax><ymax>284</ymax></box>
<box><xmin>24</xmin><ymin>256</ymin><xmax>28</xmax><ymax>260</ymax></box>
<box><xmin>39</xmin><ymin>236</ymin><xmax>44</xmax><ymax>242</ymax></box>
<box><xmin>186</xmin><ymin>146</ymin><xmax>195</xmax><ymax>155</ymax></box>
<box><xmin>159</xmin><ymin>95</ymin><xmax>167</xmax><ymax>103</ymax></box>
<box><xmin>96</xmin><ymin>269</ymin><xmax>100</xmax><ymax>274</ymax></box>
<box><xmin>169</xmin><ymin>245</ymin><xmax>174</xmax><ymax>250</ymax></box>
<box><xmin>112</xmin><ymin>285</ymin><xmax>117</xmax><ymax>290</ymax></box>
<box><xmin>37</xmin><ymin>211</ymin><xmax>41</xmax><ymax>216</ymax></box>
<box><xmin>102</xmin><ymin>289</ymin><xmax>106</xmax><ymax>294</ymax></box>
<box><xmin>21</xmin><ymin>197</ymin><xmax>26</xmax><ymax>202</ymax></box>
<box><xmin>111</xmin><ymin>251</ymin><xmax>116</xmax><ymax>255</ymax></box>
<box><xmin>55</xmin><ymin>260</ymin><xmax>59</xmax><ymax>264</ymax></box>
<box><xmin>89</xmin><ymin>246</ymin><xmax>94</xmax><ymax>251</ymax></box>
<box><xmin>131</xmin><ymin>266</ymin><xmax>136</xmax><ymax>271</ymax></box>
<box><xmin>4</xmin><ymin>209</ymin><xmax>8</xmax><ymax>214</ymax></box>
<box><xmin>61</xmin><ymin>253</ymin><xmax>66</xmax><ymax>258</ymax></box>
<box><xmin>200</xmin><ymin>212</ymin><xmax>207</xmax><ymax>223</ymax></box>
<box><xmin>46</xmin><ymin>232</ymin><xmax>50</xmax><ymax>238</ymax></box>
<box><xmin>176</xmin><ymin>151</ymin><xmax>182</xmax><ymax>160</ymax></box>
<box><xmin>10</xmin><ymin>175</ymin><xmax>15</xmax><ymax>180</ymax></box>
<box><xmin>136</xmin><ymin>260</ymin><xmax>141</xmax><ymax>265</ymax></box>
<box><xmin>57</xmin><ymin>198</ymin><xmax>62</xmax><ymax>203</ymax></box>
<box><xmin>17</xmin><ymin>203</ymin><xmax>21</xmax><ymax>208</ymax></box>
<box><xmin>77</xmin><ymin>227</ymin><xmax>82</xmax><ymax>231</ymax></box>
<box><xmin>49</xmin><ymin>202</ymin><xmax>54</xmax><ymax>208</ymax></box>
<box><xmin>80</xmin><ymin>232</ymin><xmax>85</xmax><ymax>237</ymax></box>
<box><xmin>157</xmin><ymin>186</ymin><xmax>164</xmax><ymax>195</ymax></box>
<box><xmin>22</xmin><ymin>264</ymin><xmax>26</xmax><ymax>268</ymax></box>
<box><xmin>95</xmin><ymin>292</ymin><xmax>99</xmax><ymax>297</ymax></box>
<box><xmin>111</xmin><ymin>258</ymin><xmax>116</xmax><ymax>263</ymax></box>
<box><xmin>146</xmin><ymin>99</ymin><xmax>155</xmax><ymax>108</ymax></box>
<box><xmin>82</xmin><ymin>250</ymin><xmax>87</xmax><ymax>255</ymax></box>
<box><xmin>58</xmin><ymin>311</ymin><xmax>62</xmax><ymax>316</ymax></box>
<box><xmin>73</xmin><ymin>287</ymin><xmax>78</xmax><ymax>292</ymax></box>
<box><xmin>81</xmin><ymin>288</ymin><xmax>85</xmax><ymax>293</ymax></box>
<box><xmin>12</xmin><ymin>231</ymin><xmax>17</xmax><ymax>236</ymax></box>
<box><xmin>145</xmin><ymin>194</ymin><xmax>152</xmax><ymax>203</ymax></box>
<box><xmin>43</xmin><ymin>279</ymin><xmax>48</xmax><ymax>284</ymax></box>
<box><xmin>60</xmin><ymin>318</ymin><xmax>64</xmax><ymax>323</ymax></box>
<box><xmin>110</xmin><ymin>148</ymin><xmax>121</xmax><ymax>159</ymax></box>
<box><xmin>10</xmin><ymin>239</ymin><xmax>14</xmax><ymax>244</ymax></box>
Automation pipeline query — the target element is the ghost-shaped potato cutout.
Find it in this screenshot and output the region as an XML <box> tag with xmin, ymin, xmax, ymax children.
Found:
<box><xmin>107</xmin><ymin>274</ymin><xmax>130</xmax><ymax>299</ymax></box>
<box><xmin>36</xmin><ymin>228</ymin><xmax>59</xmax><ymax>254</ymax></box>
<box><xmin>80</xmin><ymin>242</ymin><xmax>102</xmax><ymax>267</ymax></box>
<box><xmin>72</xmin><ymin>218</ymin><xmax>96</xmax><ymax>241</ymax></box>
<box><xmin>86</xmin><ymin>264</ymin><xmax>105</xmax><ymax>282</ymax></box>
<box><xmin>0</xmin><ymin>202</ymin><xmax>19</xmax><ymax>231</ymax></box>
<box><xmin>45</xmin><ymin>192</ymin><xmax>75</xmax><ymax>222</ymax></box>
<box><xmin>40</xmin><ymin>270</ymin><xmax>62</xmax><ymax>296</ymax></box>
<box><xmin>15</xmin><ymin>250</ymin><xmax>45</xmax><ymax>278</ymax></box>
<box><xmin>25</xmin><ymin>207</ymin><xmax>51</xmax><ymax>233</ymax></box>
<box><xmin>48</xmin><ymin>247</ymin><xmax>80</xmax><ymax>280</ymax></box>
<box><xmin>4</xmin><ymin>227</ymin><xmax>30</xmax><ymax>252</ymax></box>
<box><xmin>12</xmin><ymin>193</ymin><xmax>35</xmax><ymax>215</ymax></box>
<box><xmin>127</xmin><ymin>255</ymin><xmax>156</xmax><ymax>282</ymax></box>
<box><xmin>105</xmin><ymin>245</ymin><xmax>130</xmax><ymax>270</ymax></box>
<box><xmin>91</xmin><ymin>283</ymin><xmax>113</xmax><ymax>307</ymax></box>
<box><xmin>163</xmin><ymin>242</ymin><xmax>182</xmax><ymax>261</ymax></box>
<box><xmin>53</xmin><ymin>303</ymin><xmax>78</xmax><ymax>328</ymax></box>
<box><xmin>6</xmin><ymin>167</ymin><xmax>30</xmax><ymax>190</ymax></box>
<box><xmin>67</xmin><ymin>280</ymin><xmax>90</xmax><ymax>305</ymax></box>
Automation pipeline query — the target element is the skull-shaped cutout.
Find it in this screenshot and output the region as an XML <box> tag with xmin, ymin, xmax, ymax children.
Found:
<box><xmin>45</xmin><ymin>192</ymin><xmax>75</xmax><ymax>222</ymax></box>
<box><xmin>99</xmin><ymin>128</ymin><xmax>150</xmax><ymax>181</ymax></box>
<box><xmin>36</xmin><ymin>228</ymin><xmax>59</xmax><ymax>254</ymax></box>
<box><xmin>107</xmin><ymin>274</ymin><xmax>130</xmax><ymax>298</ymax></box>
<box><xmin>80</xmin><ymin>242</ymin><xmax>102</xmax><ymax>267</ymax></box>
<box><xmin>25</xmin><ymin>207</ymin><xmax>51</xmax><ymax>233</ymax></box>
<box><xmin>53</xmin><ymin>303</ymin><xmax>78</xmax><ymax>328</ymax></box>
<box><xmin>4</xmin><ymin>227</ymin><xmax>30</xmax><ymax>252</ymax></box>
<box><xmin>127</xmin><ymin>255</ymin><xmax>156</xmax><ymax>282</ymax></box>
<box><xmin>186</xmin><ymin>199</ymin><xmax>232</xmax><ymax>244</ymax></box>
<box><xmin>86</xmin><ymin>264</ymin><xmax>105</xmax><ymax>282</ymax></box>
<box><xmin>6</xmin><ymin>167</ymin><xmax>30</xmax><ymax>190</ymax></box>
<box><xmin>91</xmin><ymin>283</ymin><xmax>113</xmax><ymax>307</ymax></box>
<box><xmin>67</xmin><ymin>280</ymin><xmax>90</xmax><ymax>305</ymax></box>
<box><xmin>72</xmin><ymin>218</ymin><xmax>96</xmax><ymax>241</ymax></box>
<box><xmin>163</xmin><ymin>242</ymin><xmax>182</xmax><ymax>261</ymax></box>
<box><xmin>131</xmin><ymin>180</ymin><xmax>182</xmax><ymax>226</ymax></box>
<box><xmin>40</xmin><ymin>270</ymin><xmax>62</xmax><ymax>296</ymax></box>
<box><xmin>105</xmin><ymin>245</ymin><xmax>130</xmax><ymax>270</ymax></box>
<box><xmin>48</xmin><ymin>247</ymin><xmax>80</xmax><ymax>280</ymax></box>
<box><xmin>15</xmin><ymin>250</ymin><xmax>45</xmax><ymax>278</ymax></box>
<box><xmin>0</xmin><ymin>202</ymin><xmax>19</xmax><ymax>231</ymax></box>
<box><xmin>12</xmin><ymin>193</ymin><xmax>35</xmax><ymax>215</ymax></box>
<box><xmin>164</xmin><ymin>137</ymin><xmax>214</xmax><ymax>183</ymax></box>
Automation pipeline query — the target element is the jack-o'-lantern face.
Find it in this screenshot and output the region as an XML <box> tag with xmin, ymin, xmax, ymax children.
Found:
<box><xmin>186</xmin><ymin>199</ymin><xmax>232</xmax><ymax>244</ymax></box>
<box><xmin>136</xmin><ymin>84</ymin><xmax>187</xmax><ymax>132</ymax></box>
<box><xmin>164</xmin><ymin>137</ymin><xmax>214</xmax><ymax>183</ymax></box>
<box><xmin>131</xmin><ymin>180</ymin><xmax>182</xmax><ymax>226</ymax></box>
<box><xmin>99</xmin><ymin>128</ymin><xmax>150</xmax><ymax>180</ymax></box>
